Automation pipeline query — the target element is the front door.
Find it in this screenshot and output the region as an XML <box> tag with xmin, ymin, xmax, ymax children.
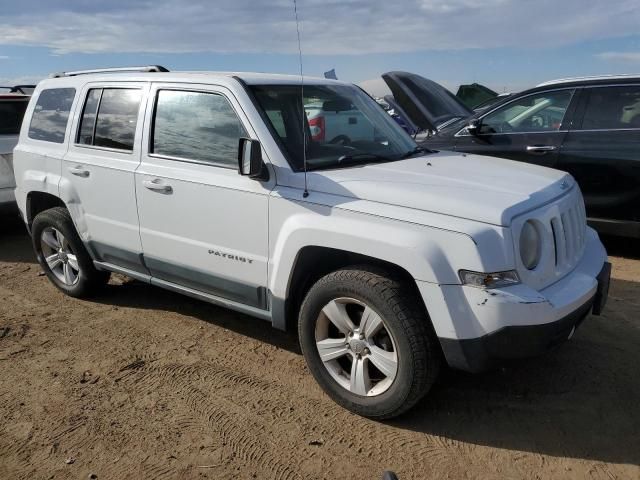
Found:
<box><xmin>455</xmin><ymin>88</ymin><xmax>576</xmax><ymax>169</ymax></box>
<box><xmin>135</xmin><ymin>84</ymin><xmax>273</xmax><ymax>310</ymax></box>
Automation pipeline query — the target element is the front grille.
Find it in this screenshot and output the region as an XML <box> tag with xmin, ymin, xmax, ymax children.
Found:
<box><xmin>550</xmin><ymin>194</ymin><xmax>586</xmax><ymax>268</ymax></box>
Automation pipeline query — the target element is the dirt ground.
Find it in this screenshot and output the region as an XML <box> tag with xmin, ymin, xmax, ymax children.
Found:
<box><xmin>1</xmin><ymin>214</ymin><xmax>638</xmax><ymax>480</ymax></box>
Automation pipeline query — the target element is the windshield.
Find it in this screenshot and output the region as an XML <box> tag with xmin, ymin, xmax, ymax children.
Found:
<box><xmin>249</xmin><ymin>84</ymin><xmax>419</xmax><ymax>171</ymax></box>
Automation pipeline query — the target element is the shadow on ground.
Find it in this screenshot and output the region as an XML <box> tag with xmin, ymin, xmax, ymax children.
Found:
<box><xmin>0</xmin><ymin>212</ymin><xmax>35</xmax><ymax>264</ymax></box>
<box><xmin>601</xmin><ymin>234</ymin><xmax>640</xmax><ymax>260</ymax></box>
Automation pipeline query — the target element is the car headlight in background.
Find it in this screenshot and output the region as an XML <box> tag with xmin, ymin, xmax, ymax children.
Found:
<box><xmin>519</xmin><ymin>220</ymin><xmax>542</xmax><ymax>270</ymax></box>
<box><xmin>459</xmin><ymin>270</ymin><xmax>520</xmax><ymax>289</ymax></box>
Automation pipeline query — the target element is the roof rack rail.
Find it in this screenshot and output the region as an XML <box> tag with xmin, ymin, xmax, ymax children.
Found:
<box><xmin>0</xmin><ymin>85</ymin><xmax>36</xmax><ymax>94</ymax></box>
<box><xmin>50</xmin><ymin>65</ymin><xmax>169</xmax><ymax>78</ymax></box>
<box><xmin>537</xmin><ymin>73</ymin><xmax>640</xmax><ymax>87</ymax></box>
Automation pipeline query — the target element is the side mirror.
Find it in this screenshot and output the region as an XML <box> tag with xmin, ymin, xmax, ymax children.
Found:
<box><xmin>466</xmin><ymin>118</ymin><xmax>481</xmax><ymax>135</ymax></box>
<box><xmin>238</xmin><ymin>138</ymin><xmax>267</xmax><ymax>180</ymax></box>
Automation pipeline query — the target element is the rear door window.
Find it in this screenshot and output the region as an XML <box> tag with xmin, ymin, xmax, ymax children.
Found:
<box><xmin>28</xmin><ymin>88</ymin><xmax>76</xmax><ymax>143</ymax></box>
<box><xmin>580</xmin><ymin>86</ymin><xmax>640</xmax><ymax>130</ymax></box>
<box><xmin>151</xmin><ymin>89</ymin><xmax>247</xmax><ymax>167</ymax></box>
<box><xmin>77</xmin><ymin>88</ymin><xmax>142</xmax><ymax>151</ymax></box>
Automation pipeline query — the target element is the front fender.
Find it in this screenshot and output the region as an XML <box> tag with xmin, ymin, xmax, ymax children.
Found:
<box><xmin>268</xmin><ymin>196</ymin><xmax>487</xmax><ymax>302</ymax></box>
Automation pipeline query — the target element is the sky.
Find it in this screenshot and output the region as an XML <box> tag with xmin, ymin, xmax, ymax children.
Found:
<box><xmin>1</xmin><ymin>0</ymin><xmax>640</xmax><ymax>95</ymax></box>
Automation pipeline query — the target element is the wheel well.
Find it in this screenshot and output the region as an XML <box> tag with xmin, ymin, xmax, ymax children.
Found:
<box><xmin>26</xmin><ymin>192</ymin><xmax>66</xmax><ymax>228</ymax></box>
<box><xmin>284</xmin><ymin>246</ymin><xmax>424</xmax><ymax>331</ymax></box>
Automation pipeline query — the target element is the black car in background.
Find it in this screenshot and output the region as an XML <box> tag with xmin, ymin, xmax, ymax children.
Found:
<box><xmin>382</xmin><ymin>72</ymin><xmax>640</xmax><ymax>238</ymax></box>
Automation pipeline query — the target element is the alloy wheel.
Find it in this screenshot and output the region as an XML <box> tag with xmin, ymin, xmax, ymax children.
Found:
<box><xmin>40</xmin><ymin>226</ymin><xmax>80</xmax><ymax>286</ymax></box>
<box><xmin>315</xmin><ymin>297</ymin><xmax>398</xmax><ymax>397</ymax></box>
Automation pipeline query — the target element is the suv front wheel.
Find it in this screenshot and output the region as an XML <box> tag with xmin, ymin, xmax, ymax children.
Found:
<box><xmin>32</xmin><ymin>207</ymin><xmax>109</xmax><ymax>297</ymax></box>
<box><xmin>298</xmin><ymin>266</ymin><xmax>440</xmax><ymax>419</ymax></box>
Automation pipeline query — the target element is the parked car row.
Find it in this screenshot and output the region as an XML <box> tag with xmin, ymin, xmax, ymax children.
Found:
<box><xmin>379</xmin><ymin>71</ymin><xmax>640</xmax><ymax>238</ymax></box>
<box><xmin>11</xmin><ymin>66</ymin><xmax>609</xmax><ymax>419</ymax></box>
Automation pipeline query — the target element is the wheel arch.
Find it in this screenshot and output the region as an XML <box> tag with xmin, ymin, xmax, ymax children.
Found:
<box><xmin>26</xmin><ymin>191</ymin><xmax>67</xmax><ymax>229</ymax></box>
<box><xmin>277</xmin><ymin>245</ymin><xmax>429</xmax><ymax>333</ymax></box>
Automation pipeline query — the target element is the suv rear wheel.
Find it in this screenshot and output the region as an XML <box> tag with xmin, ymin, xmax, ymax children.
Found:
<box><xmin>32</xmin><ymin>207</ymin><xmax>109</xmax><ymax>297</ymax></box>
<box><xmin>298</xmin><ymin>266</ymin><xmax>440</xmax><ymax>418</ymax></box>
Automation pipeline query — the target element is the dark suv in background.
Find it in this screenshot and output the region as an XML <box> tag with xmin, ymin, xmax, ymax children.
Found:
<box><xmin>383</xmin><ymin>72</ymin><xmax>640</xmax><ymax>238</ymax></box>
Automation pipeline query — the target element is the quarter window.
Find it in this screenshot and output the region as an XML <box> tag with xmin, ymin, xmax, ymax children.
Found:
<box><xmin>28</xmin><ymin>88</ymin><xmax>76</xmax><ymax>143</ymax></box>
<box><xmin>480</xmin><ymin>90</ymin><xmax>573</xmax><ymax>134</ymax></box>
<box><xmin>580</xmin><ymin>86</ymin><xmax>640</xmax><ymax>130</ymax></box>
<box><xmin>77</xmin><ymin>88</ymin><xmax>141</xmax><ymax>151</ymax></box>
<box><xmin>151</xmin><ymin>90</ymin><xmax>247</xmax><ymax>167</ymax></box>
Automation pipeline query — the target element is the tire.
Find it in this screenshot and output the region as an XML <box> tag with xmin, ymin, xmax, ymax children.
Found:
<box><xmin>32</xmin><ymin>207</ymin><xmax>109</xmax><ymax>298</ymax></box>
<box><xmin>298</xmin><ymin>266</ymin><xmax>440</xmax><ymax>419</ymax></box>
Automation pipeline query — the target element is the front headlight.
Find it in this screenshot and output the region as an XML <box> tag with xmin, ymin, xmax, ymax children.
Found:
<box><xmin>519</xmin><ymin>220</ymin><xmax>542</xmax><ymax>270</ymax></box>
<box><xmin>459</xmin><ymin>270</ymin><xmax>520</xmax><ymax>289</ymax></box>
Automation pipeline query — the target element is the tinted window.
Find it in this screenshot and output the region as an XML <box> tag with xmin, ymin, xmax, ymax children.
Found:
<box><xmin>581</xmin><ymin>86</ymin><xmax>640</xmax><ymax>130</ymax></box>
<box><xmin>481</xmin><ymin>90</ymin><xmax>573</xmax><ymax>134</ymax></box>
<box><xmin>77</xmin><ymin>89</ymin><xmax>101</xmax><ymax>145</ymax></box>
<box><xmin>152</xmin><ymin>90</ymin><xmax>247</xmax><ymax>166</ymax></box>
<box><xmin>0</xmin><ymin>99</ymin><xmax>28</xmax><ymax>135</ymax></box>
<box><xmin>77</xmin><ymin>88</ymin><xmax>141</xmax><ymax>151</ymax></box>
<box><xmin>28</xmin><ymin>88</ymin><xmax>76</xmax><ymax>143</ymax></box>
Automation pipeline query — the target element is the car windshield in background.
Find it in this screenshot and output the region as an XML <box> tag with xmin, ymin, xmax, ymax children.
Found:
<box><xmin>249</xmin><ymin>84</ymin><xmax>419</xmax><ymax>171</ymax></box>
<box><xmin>0</xmin><ymin>99</ymin><xmax>28</xmax><ymax>135</ymax></box>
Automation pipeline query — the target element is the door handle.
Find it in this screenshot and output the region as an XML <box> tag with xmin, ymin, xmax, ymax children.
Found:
<box><xmin>68</xmin><ymin>165</ymin><xmax>90</xmax><ymax>177</ymax></box>
<box><xmin>526</xmin><ymin>145</ymin><xmax>557</xmax><ymax>153</ymax></box>
<box><xmin>143</xmin><ymin>178</ymin><xmax>173</xmax><ymax>194</ymax></box>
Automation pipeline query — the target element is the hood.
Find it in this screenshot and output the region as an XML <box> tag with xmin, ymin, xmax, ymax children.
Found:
<box><xmin>382</xmin><ymin>71</ymin><xmax>472</xmax><ymax>132</ymax></box>
<box><xmin>309</xmin><ymin>152</ymin><xmax>571</xmax><ymax>226</ymax></box>
<box><xmin>455</xmin><ymin>83</ymin><xmax>498</xmax><ymax>110</ymax></box>
<box><xmin>382</xmin><ymin>94</ymin><xmax>419</xmax><ymax>135</ymax></box>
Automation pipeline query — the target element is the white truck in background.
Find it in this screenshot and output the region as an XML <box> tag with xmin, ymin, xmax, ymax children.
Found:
<box><xmin>0</xmin><ymin>90</ymin><xmax>31</xmax><ymax>211</ymax></box>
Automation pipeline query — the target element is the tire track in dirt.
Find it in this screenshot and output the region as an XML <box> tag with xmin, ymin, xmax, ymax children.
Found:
<box><xmin>122</xmin><ymin>363</ymin><xmax>304</xmax><ymax>480</ymax></box>
<box><xmin>0</xmin><ymin>422</ymin><xmax>35</xmax><ymax>477</ymax></box>
<box><xmin>124</xmin><ymin>359</ymin><xmax>490</xmax><ymax>479</ymax></box>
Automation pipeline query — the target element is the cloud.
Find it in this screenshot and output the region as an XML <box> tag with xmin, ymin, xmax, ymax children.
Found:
<box><xmin>596</xmin><ymin>51</ymin><xmax>640</xmax><ymax>63</ymax></box>
<box><xmin>0</xmin><ymin>1</ymin><xmax>638</xmax><ymax>55</ymax></box>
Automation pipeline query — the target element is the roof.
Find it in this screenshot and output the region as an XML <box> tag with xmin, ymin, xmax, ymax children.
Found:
<box><xmin>537</xmin><ymin>74</ymin><xmax>640</xmax><ymax>87</ymax></box>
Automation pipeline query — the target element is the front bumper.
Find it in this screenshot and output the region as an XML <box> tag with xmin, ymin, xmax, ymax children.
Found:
<box><xmin>418</xmin><ymin>227</ymin><xmax>609</xmax><ymax>372</ymax></box>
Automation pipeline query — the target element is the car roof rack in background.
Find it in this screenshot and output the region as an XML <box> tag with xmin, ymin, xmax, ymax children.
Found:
<box><xmin>537</xmin><ymin>73</ymin><xmax>640</xmax><ymax>87</ymax></box>
<box><xmin>50</xmin><ymin>65</ymin><xmax>170</xmax><ymax>78</ymax></box>
<box><xmin>0</xmin><ymin>85</ymin><xmax>36</xmax><ymax>94</ymax></box>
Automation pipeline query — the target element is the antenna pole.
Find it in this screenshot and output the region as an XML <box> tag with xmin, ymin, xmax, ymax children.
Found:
<box><xmin>293</xmin><ymin>0</ymin><xmax>309</xmax><ymax>198</ymax></box>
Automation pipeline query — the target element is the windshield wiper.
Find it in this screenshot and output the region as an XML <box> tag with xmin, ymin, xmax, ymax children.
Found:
<box><xmin>336</xmin><ymin>153</ymin><xmax>395</xmax><ymax>164</ymax></box>
<box><xmin>306</xmin><ymin>152</ymin><xmax>399</xmax><ymax>171</ymax></box>
<box><xmin>400</xmin><ymin>146</ymin><xmax>433</xmax><ymax>159</ymax></box>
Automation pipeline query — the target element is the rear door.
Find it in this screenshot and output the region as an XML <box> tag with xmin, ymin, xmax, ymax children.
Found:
<box><xmin>454</xmin><ymin>88</ymin><xmax>576</xmax><ymax>169</ymax></box>
<box><xmin>557</xmin><ymin>84</ymin><xmax>640</xmax><ymax>226</ymax></box>
<box><xmin>62</xmin><ymin>83</ymin><xmax>148</xmax><ymax>273</ymax></box>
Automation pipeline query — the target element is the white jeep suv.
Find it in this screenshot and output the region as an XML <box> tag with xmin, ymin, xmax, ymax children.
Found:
<box><xmin>13</xmin><ymin>66</ymin><xmax>610</xmax><ymax>418</ymax></box>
